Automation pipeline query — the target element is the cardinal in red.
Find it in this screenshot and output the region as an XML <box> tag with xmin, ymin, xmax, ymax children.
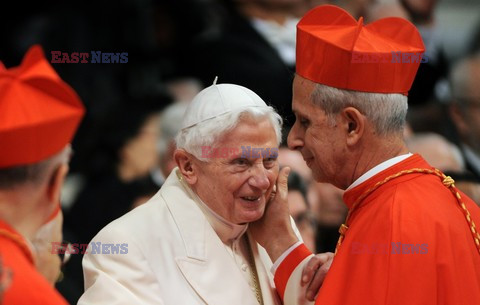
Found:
<box><xmin>250</xmin><ymin>5</ymin><xmax>480</xmax><ymax>305</ymax></box>
<box><xmin>0</xmin><ymin>45</ymin><xmax>84</xmax><ymax>304</ymax></box>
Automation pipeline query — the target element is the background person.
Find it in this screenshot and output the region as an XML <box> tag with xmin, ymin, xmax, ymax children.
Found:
<box><xmin>449</xmin><ymin>53</ymin><xmax>480</xmax><ymax>180</ymax></box>
<box><xmin>0</xmin><ymin>45</ymin><xmax>84</xmax><ymax>304</ymax></box>
<box><xmin>250</xmin><ymin>5</ymin><xmax>480</xmax><ymax>305</ymax></box>
<box><xmin>77</xmin><ymin>83</ymin><xmax>304</xmax><ymax>305</ymax></box>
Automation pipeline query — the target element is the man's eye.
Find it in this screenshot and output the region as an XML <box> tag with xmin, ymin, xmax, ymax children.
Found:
<box><xmin>299</xmin><ymin>118</ymin><xmax>309</xmax><ymax>127</ymax></box>
<box><xmin>233</xmin><ymin>158</ymin><xmax>249</xmax><ymax>166</ymax></box>
<box><xmin>263</xmin><ymin>158</ymin><xmax>277</xmax><ymax>168</ymax></box>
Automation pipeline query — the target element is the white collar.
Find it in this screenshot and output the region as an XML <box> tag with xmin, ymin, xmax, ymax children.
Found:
<box><xmin>250</xmin><ymin>17</ymin><xmax>298</xmax><ymax>66</ymax></box>
<box><xmin>346</xmin><ymin>153</ymin><xmax>413</xmax><ymax>191</ymax></box>
<box><xmin>195</xmin><ymin>198</ymin><xmax>248</xmax><ymax>244</ymax></box>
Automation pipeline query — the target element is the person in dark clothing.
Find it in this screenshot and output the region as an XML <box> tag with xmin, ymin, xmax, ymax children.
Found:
<box><xmin>178</xmin><ymin>0</ymin><xmax>306</xmax><ymax>127</ymax></box>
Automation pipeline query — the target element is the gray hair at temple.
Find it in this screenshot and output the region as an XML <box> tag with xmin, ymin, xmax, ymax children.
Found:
<box><xmin>311</xmin><ymin>83</ymin><xmax>408</xmax><ymax>136</ymax></box>
<box><xmin>0</xmin><ymin>145</ymin><xmax>72</xmax><ymax>189</ymax></box>
<box><xmin>175</xmin><ymin>107</ymin><xmax>283</xmax><ymax>161</ymax></box>
<box><xmin>158</xmin><ymin>102</ymin><xmax>189</xmax><ymax>157</ymax></box>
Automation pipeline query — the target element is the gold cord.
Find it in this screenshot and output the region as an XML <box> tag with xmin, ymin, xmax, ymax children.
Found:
<box><xmin>245</xmin><ymin>236</ymin><xmax>264</xmax><ymax>305</ymax></box>
<box><xmin>335</xmin><ymin>168</ymin><xmax>480</xmax><ymax>255</ymax></box>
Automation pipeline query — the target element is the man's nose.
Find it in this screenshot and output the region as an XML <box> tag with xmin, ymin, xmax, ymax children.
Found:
<box><xmin>248</xmin><ymin>165</ymin><xmax>270</xmax><ymax>190</ymax></box>
<box><xmin>287</xmin><ymin>124</ymin><xmax>304</xmax><ymax>151</ymax></box>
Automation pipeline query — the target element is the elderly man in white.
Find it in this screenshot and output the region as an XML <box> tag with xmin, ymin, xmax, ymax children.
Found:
<box><xmin>78</xmin><ymin>81</ymin><xmax>304</xmax><ymax>305</ymax></box>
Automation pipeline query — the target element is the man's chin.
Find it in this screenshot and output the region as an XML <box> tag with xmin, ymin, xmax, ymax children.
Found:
<box><xmin>239</xmin><ymin>208</ymin><xmax>266</xmax><ymax>224</ymax></box>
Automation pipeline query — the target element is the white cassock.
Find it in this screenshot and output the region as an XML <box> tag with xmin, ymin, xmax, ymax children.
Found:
<box><xmin>78</xmin><ymin>168</ymin><xmax>301</xmax><ymax>305</ymax></box>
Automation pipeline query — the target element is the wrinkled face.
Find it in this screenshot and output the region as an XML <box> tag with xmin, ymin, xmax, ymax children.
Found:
<box><xmin>287</xmin><ymin>76</ymin><xmax>346</xmax><ymax>187</ymax></box>
<box><xmin>193</xmin><ymin>117</ymin><xmax>279</xmax><ymax>224</ymax></box>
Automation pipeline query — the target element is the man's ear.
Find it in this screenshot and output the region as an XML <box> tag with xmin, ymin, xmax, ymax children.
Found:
<box><xmin>341</xmin><ymin>107</ymin><xmax>365</xmax><ymax>146</ymax></box>
<box><xmin>174</xmin><ymin>149</ymin><xmax>198</xmax><ymax>185</ymax></box>
<box><xmin>46</xmin><ymin>163</ymin><xmax>69</xmax><ymax>207</ymax></box>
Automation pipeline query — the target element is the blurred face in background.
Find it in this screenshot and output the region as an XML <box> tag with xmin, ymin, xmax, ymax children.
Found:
<box><xmin>402</xmin><ymin>0</ymin><xmax>438</xmax><ymax>16</ymax></box>
<box><xmin>287</xmin><ymin>187</ymin><xmax>317</xmax><ymax>252</ymax></box>
<box><xmin>308</xmin><ymin>182</ymin><xmax>347</xmax><ymax>227</ymax></box>
<box><xmin>287</xmin><ymin>189</ymin><xmax>308</xmax><ymax>219</ymax></box>
<box><xmin>120</xmin><ymin>113</ymin><xmax>161</xmax><ymax>181</ymax></box>
<box><xmin>450</xmin><ymin>61</ymin><xmax>480</xmax><ymax>154</ymax></box>
<box><xmin>278</xmin><ymin>148</ymin><xmax>312</xmax><ymax>183</ymax></box>
<box><xmin>401</xmin><ymin>0</ymin><xmax>438</xmax><ymax>23</ymax></box>
<box><xmin>294</xmin><ymin>211</ymin><xmax>317</xmax><ymax>252</ymax></box>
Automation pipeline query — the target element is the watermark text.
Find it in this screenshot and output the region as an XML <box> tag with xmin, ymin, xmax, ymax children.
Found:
<box><xmin>351</xmin><ymin>51</ymin><xmax>428</xmax><ymax>64</ymax></box>
<box><xmin>201</xmin><ymin>146</ymin><xmax>278</xmax><ymax>159</ymax></box>
<box><xmin>351</xmin><ymin>242</ymin><xmax>428</xmax><ymax>255</ymax></box>
<box><xmin>51</xmin><ymin>242</ymin><xmax>128</xmax><ymax>255</ymax></box>
<box><xmin>51</xmin><ymin>51</ymin><xmax>128</xmax><ymax>63</ymax></box>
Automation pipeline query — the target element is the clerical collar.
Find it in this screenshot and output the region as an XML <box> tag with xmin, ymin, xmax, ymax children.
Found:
<box><xmin>347</xmin><ymin>153</ymin><xmax>413</xmax><ymax>191</ymax></box>
<box><xmin>195</xmin><ymin>198</ymin><xmax>248</xmax><ymax>244</ymax></box>
<box><xmin>176</xmin><ymin>170</ymin><xmax>247</xmax><ymax>244</ymax></box>
<box><xmin>250</xmin><ymin>17</ymin><xmax>298</xmax><ymax>66</ymax></box>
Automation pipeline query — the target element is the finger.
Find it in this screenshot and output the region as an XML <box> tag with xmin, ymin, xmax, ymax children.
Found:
<box><xmin>305</xmin><ymin>265</ymin><xmax>328</xmax><ymax>301</ymax></box>
<box><xmin>305</xmin><ymin>255</ymin><xmax>334</xmax><ymax>301</ymax></box>
<box><xmin>269</xmin><ymin>184</ymin><xmax>277</xmax><ymax>202</ymax></box>
<box><xmin>301</xmin><ymin>253</ymin><xmax>331</xmax><ymax>285</ymax></box>
<box><xmin>276</xmin><ymin>166</ymin><xmax>291</xmax><ymax>199</ymax></box>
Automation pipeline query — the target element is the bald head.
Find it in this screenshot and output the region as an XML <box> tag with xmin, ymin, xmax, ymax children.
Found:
<box><xmin>450</xmin><ymin>54</ymin><xmax>480</xmax><ymax>100</ymax></box>
<box><xmin>449</xmin><ymin>54</ymin><xmax>480</xmax><ymax>153</ymax></box>
<box><xmin>406</xmin><ymin>133</ymin><xmax>464</xmax><ymax>172</ymax></box>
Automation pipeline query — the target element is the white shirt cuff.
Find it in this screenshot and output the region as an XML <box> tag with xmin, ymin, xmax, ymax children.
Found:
<box><xmin>270</xmin><ymin>241</ymin><xmax>304</xmax><ymax>275</ymax></box>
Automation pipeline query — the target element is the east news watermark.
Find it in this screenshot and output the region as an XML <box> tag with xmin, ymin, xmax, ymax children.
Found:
<box><xmin>352</xmin><ymin>51</ymin><xmax>429</xmax><ymax>64</ymax></box>
<box><xmin>51</xmin><ymin>242</ymin><xmax>128</xmax><ymax>255</ymax></box>
<box><xmin>351</xmin><ymin>242</ymin><xmax>429</xmax><ymax>255</ymax></box>
<box><xmin>201</xmin><ymin>146</ymin><xmax>279</xmax><ymax>159</ymax></box>
<box><xmin>51</xmin><ymin>51</ymin><xmax>128</xmax><ymax>63</ymax></box>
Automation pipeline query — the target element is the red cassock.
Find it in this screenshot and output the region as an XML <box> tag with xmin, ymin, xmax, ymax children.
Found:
<box><xmin>0</xmin><ymin>221</ymin><xmax>68</xmax><ymax>305</ymax></box>
<box><xmin>275</xmin><ymin>154</ymin><xmax>480</xmax><ymax>305</ymax></box>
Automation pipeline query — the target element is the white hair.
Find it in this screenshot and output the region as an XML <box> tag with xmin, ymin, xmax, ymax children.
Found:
<box><xmin>158</xmin><ymin>102</ymin><xmax>189</xmax><ymax>157</ymax></box>
<box><xmin>311</xmin><ymin>84</ymin><xmax>408</xmax><ymax>135</ymax></box>
<box><xmin>175</xmin><ymin>106</ymin><xmax>283</xmax><ymax>161</ymax></box>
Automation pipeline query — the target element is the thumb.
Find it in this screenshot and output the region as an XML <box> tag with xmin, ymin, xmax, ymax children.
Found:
<box><xmin>276</xmin><ymin>166</ymin><xmax>291</xmax><ymax>199</ymax></box>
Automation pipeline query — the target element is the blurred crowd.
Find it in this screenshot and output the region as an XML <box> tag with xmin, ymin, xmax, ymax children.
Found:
<box><xmin>1</xmin><ymin>0</ymin><xmax>479</xmax><ymax>303</ymax></box>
